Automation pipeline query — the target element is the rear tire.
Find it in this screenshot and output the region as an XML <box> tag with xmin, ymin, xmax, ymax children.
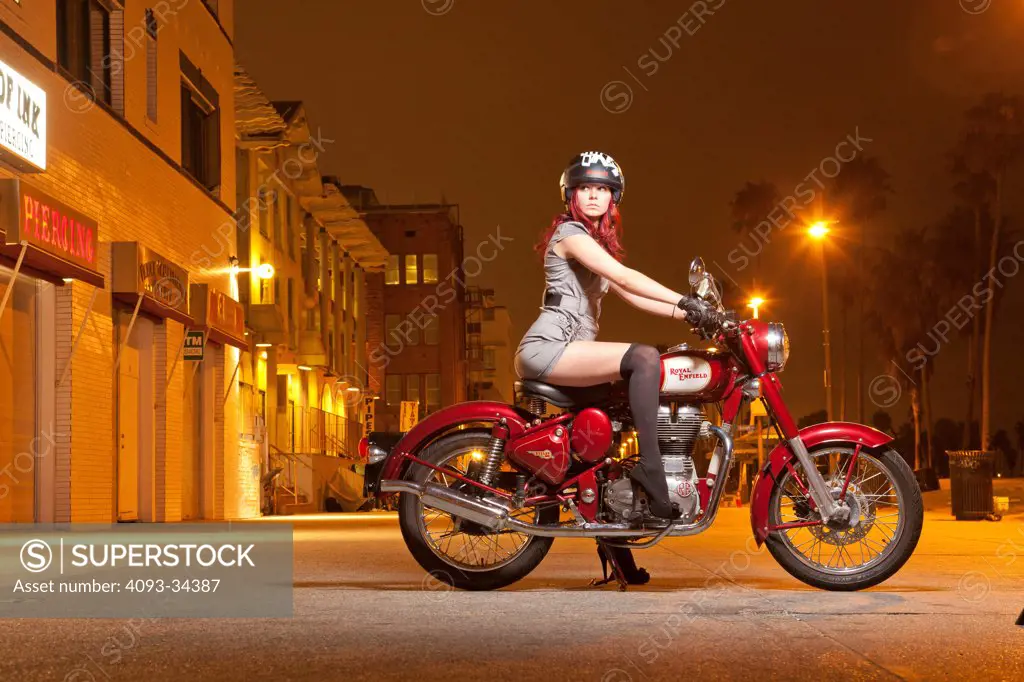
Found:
<box><xmin>398</xmin><ymin>430</ymin><xmax>559</xmax><ymax>591</ymax></box>
<box><xmin>764</xmin><ymin>446</ymin><xmax>923</xmax><ymax>591</ymax></box>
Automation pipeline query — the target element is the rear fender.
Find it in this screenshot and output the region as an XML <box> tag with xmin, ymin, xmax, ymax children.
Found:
<box><xmin>749</xmin><ymin>422</ymin><xmax>894</xmax><ymax>545</ymax></box>
<box><xmin>375</xmin><ymin>401</ymin><xmax>532</xmax><ymax>495</ymax></box>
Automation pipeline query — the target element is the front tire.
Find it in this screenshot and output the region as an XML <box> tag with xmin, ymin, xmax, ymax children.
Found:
<box><xmin>398</xmin><ymin>430</ymin><xmax>559</xmax><ymax>591</ymax></box>
<box><xmin>764</xmin><ymin>445</ymin><xmax>923</xmax><ymax>591</ymax></box>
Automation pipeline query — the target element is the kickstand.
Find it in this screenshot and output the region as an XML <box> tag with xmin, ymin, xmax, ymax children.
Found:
<box><xmin>590</xmin><ymin>539</ymin><xmax>630</xmax><ymax>592</ymax></box>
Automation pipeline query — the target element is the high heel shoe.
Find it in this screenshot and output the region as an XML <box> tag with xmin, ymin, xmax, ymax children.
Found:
<box><xmin>597</xmin><ymin>543</ymin><xmax>650</xmax><ymax>585</ymax></box>
<box><xmin>629</xmin><ymin>461</ymin><xmax>682</xmax><ymax>520</ymax></box>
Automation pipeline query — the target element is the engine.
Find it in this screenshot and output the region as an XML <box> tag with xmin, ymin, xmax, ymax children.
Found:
<box><xmin>603</xmin><ymin>403</ymin><xmax>709</xmax><ymax>523</ymax></box>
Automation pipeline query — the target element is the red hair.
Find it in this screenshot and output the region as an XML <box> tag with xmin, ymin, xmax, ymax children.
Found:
<box><xmin>534</xmin><ymin>192</ymin><xmax>625</xmax><ymax>261</ymax></box>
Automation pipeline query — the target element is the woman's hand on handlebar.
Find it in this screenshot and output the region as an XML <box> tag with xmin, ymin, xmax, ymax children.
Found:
<box><xmin>676</xmin><ymin>296</ymin><xmax>723</xmax><ymax>334</ymax></box>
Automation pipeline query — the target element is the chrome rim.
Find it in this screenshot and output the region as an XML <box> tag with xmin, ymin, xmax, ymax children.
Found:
<box><xmin>415</xmin><ymin>442</ymin><xmax>553</xmax><ymax>572</ymax></box>
<box><xmin>772</xmin><ymin>447</ymin><xmax>906</xmax><ymax>576</ymax></box>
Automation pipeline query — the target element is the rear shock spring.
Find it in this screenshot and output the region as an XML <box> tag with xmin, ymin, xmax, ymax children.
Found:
<box><xmin>478</xmin><ymin>434</ymin><xmax>507</xmax><ymax>486</ymax></box>
<box><xmin>526</xmin><ymin>396</ymin><xmax>546</xmax><ymax>416</ymax></box>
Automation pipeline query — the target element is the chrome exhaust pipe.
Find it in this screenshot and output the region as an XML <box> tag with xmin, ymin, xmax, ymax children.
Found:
<box><xmin>381</xmin><ymin>479</ymin><xmax>510</xmax><ymax>531</ymax></box>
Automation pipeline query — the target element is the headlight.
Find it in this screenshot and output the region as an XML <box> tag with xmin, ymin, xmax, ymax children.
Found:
<box><xmin>766</xmin><ymin>322</ymin><xmax>789</xmax><ymax>372</ymax></box>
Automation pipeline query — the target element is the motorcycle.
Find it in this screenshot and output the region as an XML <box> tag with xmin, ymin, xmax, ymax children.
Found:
<box><xmin>363</xmin><ymin>257</ymin><xmax>923</xmax><ymax>591</ymax></box>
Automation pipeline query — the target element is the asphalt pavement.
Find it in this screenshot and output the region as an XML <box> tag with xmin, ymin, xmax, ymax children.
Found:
<box><xmin>1</xmin><ymin>492</ymin><xmax>1022</xmax><ymax>681</ymax></box>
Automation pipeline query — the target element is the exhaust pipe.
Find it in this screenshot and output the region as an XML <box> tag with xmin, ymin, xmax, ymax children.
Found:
<box><xmin>381</xmin><ymin>480</ymin><xmax>510</xmax><ymax>531</ymax></box>
<box><xmin>381</xmin><ymin>478</ymin><xmax>655</xmax><ymax>538</ymax></box>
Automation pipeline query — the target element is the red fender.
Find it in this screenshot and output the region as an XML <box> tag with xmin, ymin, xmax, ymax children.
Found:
<box><xmin>749</xmin><ymin>422</ymin><xmax>894</xmax><ymax>546</ymax></box>
<box><xmin>376</xmin><ymin>401</ymin><xmax>531</xmax><ymax>493</ymax></box>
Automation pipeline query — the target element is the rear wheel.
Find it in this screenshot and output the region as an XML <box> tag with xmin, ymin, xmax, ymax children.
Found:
<box><xmin>764</xmin><ymin>445</ymin><xmax>923</xmax><ymax>591</ymax></box>
<box><xmin>398</xmin><ymin>430</ymin><xmax>560</xmax><ymax>590</ymax></box>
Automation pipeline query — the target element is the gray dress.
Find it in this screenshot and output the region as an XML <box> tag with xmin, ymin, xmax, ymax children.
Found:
<box><xmin>514</xmin><ymin>221</ymin><xmax>610</xmax><ymax>380</ymax></box>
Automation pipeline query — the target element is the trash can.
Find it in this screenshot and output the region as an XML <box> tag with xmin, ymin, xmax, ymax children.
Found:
<box><xmin>946</xmin><ymin>450</ymin><xmax>994</xmax><ymax>520</ymax></box>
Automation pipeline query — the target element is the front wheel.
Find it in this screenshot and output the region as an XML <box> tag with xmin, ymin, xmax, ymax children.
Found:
<box><xmin>398</xmin><ymin>430</ymin><xmax>561</xmax><ymax>590</ymax></box>
<box><xmin>764</xmin><ymin>445</ymin><xmax>923</xmax><ymax>591</ymax></box>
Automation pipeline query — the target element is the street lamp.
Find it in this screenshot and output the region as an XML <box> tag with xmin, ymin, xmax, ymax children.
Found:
<box><xmin>807</xmin><ymin>222</ymin><xmax>833</xmax><ymax>421</ymax></box>
<box><xmin>747</xmin><ymin>296</ymin><xmax>765</xmax><ymax>320</ymax></box>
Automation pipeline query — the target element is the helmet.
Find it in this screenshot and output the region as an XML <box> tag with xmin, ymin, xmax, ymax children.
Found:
<box><xmin>559</xmin><ymin>151</ymin><xmax>625</xmax><ymax>205</ymax></box>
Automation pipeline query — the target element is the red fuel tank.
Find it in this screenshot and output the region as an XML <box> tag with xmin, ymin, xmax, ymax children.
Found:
<box><xmin>659</xmin><ymin>346</ymin><xmax>735</xmax><ymax>402</ymax></box>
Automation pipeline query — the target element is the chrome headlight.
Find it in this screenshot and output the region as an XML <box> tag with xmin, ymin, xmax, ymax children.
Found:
<box><xmin>766</xmin><ymin>322</ymin><xmax>790</xmax><ymax>372</ymax></box>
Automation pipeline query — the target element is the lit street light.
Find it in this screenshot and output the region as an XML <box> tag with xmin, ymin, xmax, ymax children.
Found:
<box><xmin>747</xmin><ymin>296</ymin><xmax>765</xmax><ymax>319</ymax></box>
<box><xmin>808</xmin><ymin>221</ymin><xmax>833</xmax><ymax>421</ymax></box>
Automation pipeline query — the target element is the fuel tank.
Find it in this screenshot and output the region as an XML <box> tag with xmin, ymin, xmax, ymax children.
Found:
<box><xmin>659</xmin><ymin>345</ymin><xmax>736</xmax><ymax>401</ymax></box>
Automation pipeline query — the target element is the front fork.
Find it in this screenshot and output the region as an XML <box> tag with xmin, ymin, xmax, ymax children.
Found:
<box><xmin>753</xmin><ymin>371</ymin><xmax>846</xmax><ymax>524</ymax></box>
<box><xmin>785</xmin><ymin>436</ymin><xmax>845</xmax><ymax>523</ymax></box>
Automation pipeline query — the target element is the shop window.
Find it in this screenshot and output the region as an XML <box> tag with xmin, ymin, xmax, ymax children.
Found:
<box><xmin>180</xmin><ymin>51</ymin><xmax>221</xmax><ymax>194</ymax></box>
<box><xmin>422</xmin><ymin>254</ymin><xmax>438</xmax><ymax>283</ymax></box>
<box><xmin>57</xmin><ymin>0</ymin><xmax>124</xmax><ymax>113</ymax></box>
<box><xmin>385</xmin><ymin>375</ymin><xmax>401</xmax><ymax>406</ymax></box>
<box><xmin>385</xmin><ymin>255</ymin><xmax>400</xmax><ymax>286</ymax></box>
<box><xmin>0</xmin><ymin>270</ymin><xmax>38</xmax><ymax>522</ymax></box>
<box><xmin>404</xmin><ymin>255</ymin><xmax>418</xmax><ymax>285</ymax></box>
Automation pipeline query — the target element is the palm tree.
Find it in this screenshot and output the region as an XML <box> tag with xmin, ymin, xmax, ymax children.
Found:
<box><xmin>1015</xmin><ymin>419</ymin><xmax>1024</xmax><ymax>476</ymax></box>
<box><xmin>827</xmin><ymin>156</ymin><xmax>892</xmax><ymax>424</ymax></box>
<box><xmin>949</xmin><ymin>158</ymin><xmax>995</xmax><ymax>447</ymax></box>
<box><xmin>957</xmin><ymin>93</ymin><xmax>1024</xmax><ymax>449</ymax></box>
<box><xmin>867</xmin><ymin>229</ymin><xmax>931</xmax><ymax>469</ymax></box>
<box><xmin>729</xmin><ymin>181</ymin><xmax>780</xmax><ymax>289</ymax></box>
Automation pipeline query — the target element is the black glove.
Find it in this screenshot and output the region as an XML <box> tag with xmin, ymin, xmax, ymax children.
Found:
<box><xmin>676</xmin><ymin>296</ymin><xmax>722</xmax><ymax>333</ymax></box>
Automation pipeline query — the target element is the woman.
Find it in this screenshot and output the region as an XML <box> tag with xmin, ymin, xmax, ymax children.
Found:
<box><xmin>514</xmin><ymin>151</ymin><xmax>719</xmax><ymax>521</ymax></box>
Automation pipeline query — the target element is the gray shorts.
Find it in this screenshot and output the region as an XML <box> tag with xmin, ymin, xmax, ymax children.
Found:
<box><xmin>514</xmin><ymin>308</ymin><xmax>598</xmax><ymax>380</ymax></box>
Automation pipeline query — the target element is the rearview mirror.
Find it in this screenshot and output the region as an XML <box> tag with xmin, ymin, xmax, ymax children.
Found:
<box><xmin>688</xmin><ymin>257</ymin><xmax>705</xmax><ymax>288</ymax></box>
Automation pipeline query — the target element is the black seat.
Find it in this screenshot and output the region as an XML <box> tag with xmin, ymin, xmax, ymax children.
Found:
<box><xmin>515</xmin><ymin>379</ymin><xmax>613</xmax><ymax>409</ymax></box>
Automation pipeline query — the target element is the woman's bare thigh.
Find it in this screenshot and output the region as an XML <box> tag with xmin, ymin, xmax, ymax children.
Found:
<box><xmin>542</xmin><ymin>341</ymin><xmax>633</xmax><ymax>386</ymax></box>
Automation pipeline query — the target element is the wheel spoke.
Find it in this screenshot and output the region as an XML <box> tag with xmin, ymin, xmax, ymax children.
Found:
<box><xmin>772</xmin><ymin>448</ymin><xmax>907</xmax><ymax>576</ymax></box>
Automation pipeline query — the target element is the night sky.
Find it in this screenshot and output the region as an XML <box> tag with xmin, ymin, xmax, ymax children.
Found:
<box><xmin>235</xmin><ymin>0</ymin><xmax>1024</xmax><ymax>437</ymax></box>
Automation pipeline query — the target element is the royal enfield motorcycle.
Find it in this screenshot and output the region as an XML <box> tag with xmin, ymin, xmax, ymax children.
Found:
<box><xmin>363</xmin><ymin>257</ymin><xmax>923</xmax><ymax>591</ymax></box>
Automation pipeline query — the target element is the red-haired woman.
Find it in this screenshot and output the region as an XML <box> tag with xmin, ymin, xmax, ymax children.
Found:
<box><xmin>514</xmin><ymin>151</ymin><xmax>720</xmax><ymax>528</ymax></box>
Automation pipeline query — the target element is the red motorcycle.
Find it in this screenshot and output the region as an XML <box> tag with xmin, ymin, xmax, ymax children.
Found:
<box><xmin>365</xmin><ymin>257</ymin><xmax>923</xmax><ymax>591</ymax></box>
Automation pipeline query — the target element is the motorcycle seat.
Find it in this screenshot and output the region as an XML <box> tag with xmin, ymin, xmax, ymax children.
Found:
<box><xmin>515</xmin><ymin>379</ymin><xmax>613</xmax><ymax>409</ymax></box>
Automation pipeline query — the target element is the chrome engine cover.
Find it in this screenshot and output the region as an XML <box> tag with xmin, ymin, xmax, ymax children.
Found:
<box><xmin>603</xmin><ymin>403</ymin><xmax>708</xmax><ymax>523</ymax></box>
<box><xmin>604</xmin><ymin>467</ymin><xmax>701</xmax><ymax>523</ymax></box>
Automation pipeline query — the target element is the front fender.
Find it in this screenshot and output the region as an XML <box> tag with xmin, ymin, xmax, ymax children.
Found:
<box><xmin>749</xmin><ymin>422</ymin><xmax>894</xmax><ymax>546</ymax></box>
<box><xmin>376</xmin><ymin>401</ymin><xmax>532</xmax><ymax>494</ymax></box>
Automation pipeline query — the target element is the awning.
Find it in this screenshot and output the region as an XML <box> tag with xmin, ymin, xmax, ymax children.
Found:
<box><xmin>248</xmin><ymin>302</ymin><xmax>286</xmax><ymax>345</ymax></box>
<box><xmin>0</xmin><ymin>179</ymin><xmax>105</xmax><ymax>288</ymax></box>
<box><xmin>189</xmin><ymin>283</ymin><xmax>248</xmax><ymax>350</ymax></box>
<box><xmin>110</xmin><ymin>241</ymin><xmax>192</xmax><ymax>325</ymax></box>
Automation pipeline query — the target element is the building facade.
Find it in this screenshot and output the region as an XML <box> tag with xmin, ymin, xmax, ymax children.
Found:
<box><xmin>466</xmin><ymin>287</ymin><xmax>513</xmax><ymax>404</ymax></box>
<box><xmin>344</xmin><ymin>187</ymin><xmax>467</xmax><ymax>432</ymax></box>
<box><xmin>234</xmin><ymin>82</ymin><xmax>387</xmax><ymax>513</ymax></box>
<box><xmin>0</xmin><ymin>1</ymin><xmax>245</xmax><ymax>522</ymax></box>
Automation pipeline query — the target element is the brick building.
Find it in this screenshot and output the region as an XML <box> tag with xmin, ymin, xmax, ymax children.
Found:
<box><xmin>342</xmin><ymin>187</ymin><xmax>467</xmax><ymax>431</ymax></box>
<box><xmin>0</xmin><ymin>1</ymin><xmax>244</xmax><ymax>522</ymax></box>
